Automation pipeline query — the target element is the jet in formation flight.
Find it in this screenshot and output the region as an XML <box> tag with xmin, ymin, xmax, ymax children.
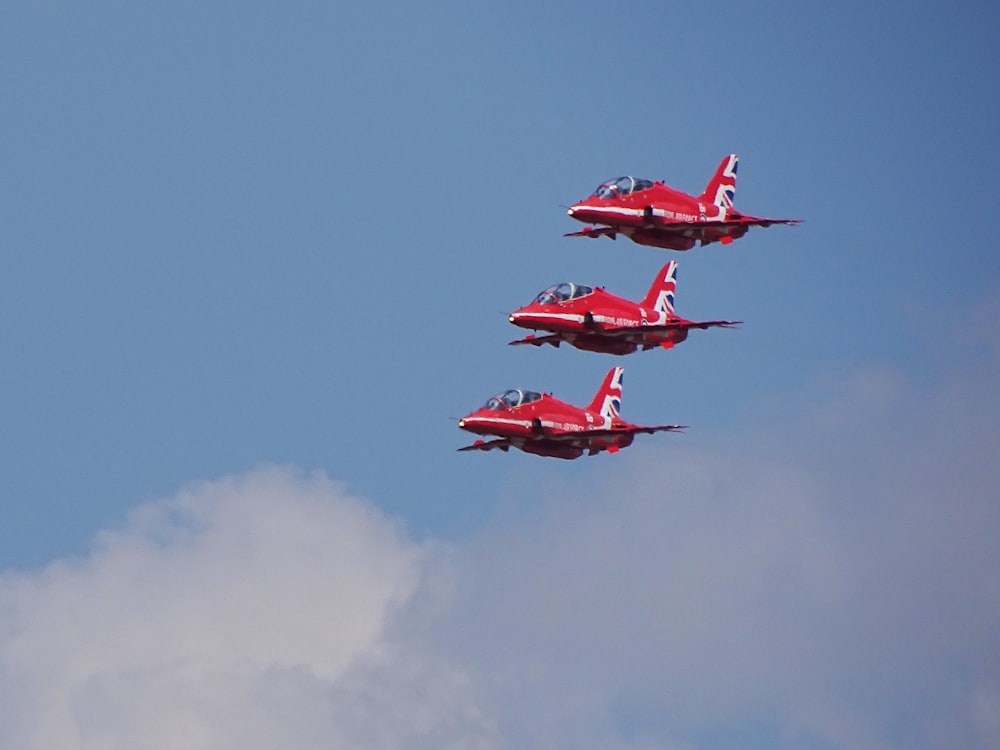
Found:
<box><xmin>457</xmin><ymin>367</ymin><xmax>684</xmax><ymax>459</ymax></box>
<box><xmin>508</xmin><ymin>260</ymin><xmax>739</xmax><ymax>355</ymax></box>
<box><xmin>565</xmin><ymin>154</ymin><xmax>799</xmax><ymax>251</ymax></box>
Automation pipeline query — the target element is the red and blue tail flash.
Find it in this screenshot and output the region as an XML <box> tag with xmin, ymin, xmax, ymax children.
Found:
<box><xmin>699</xmin><ymin>154</ymin><xmax>739</xmax><ymax>210</ymax></box>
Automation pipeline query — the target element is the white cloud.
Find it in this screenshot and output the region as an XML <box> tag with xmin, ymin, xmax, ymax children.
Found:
<box><xmin>0</xmin><ymin>467</ymin><xmax>498</xmax><ymax>750</ymax></box>
<box><xmin>2</xmin><ymin>302</ymin><xmax>998</xmax><ymax>750</ymax></box>
<box><xmin>433</xmin><ymin>344</ymin><xmax>1000</xmax><ymax>750</ymax></box>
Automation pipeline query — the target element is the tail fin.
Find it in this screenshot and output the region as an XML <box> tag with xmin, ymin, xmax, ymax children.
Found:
<box><xmin>640</xmin><ymin>261</ymin><xmax>678</xmax><ymax>315</ymax></box>
<box><xmin>588</xmin><ymin>367</ymin><xmax>624</xmax><ymax>420</ymax></box>
<box><xmin>698</xmin><ymin>154</ymin><xmax>739</xmax><ymax>209</ymax></box>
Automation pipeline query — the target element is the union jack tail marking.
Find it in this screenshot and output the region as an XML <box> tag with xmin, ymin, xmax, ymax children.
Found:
<box><xmin>588</xmin><ymin>367</ymin><xmax>624</xmax><ymax>420</ymax></box>
<box><xmin>640</xmin><ymin>261</ymin><xmax>678</xmax><ymax>316</ymax></box>
<box><xmin>699</xmin><ymin>154</ymin><xmax>739</xmax><ymax>210</ymax></box>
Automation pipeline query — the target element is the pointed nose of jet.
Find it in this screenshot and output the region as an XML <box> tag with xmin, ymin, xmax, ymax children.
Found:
<box><xmin>458</xmin><ymin>413</ymin><xmax>478</xmax><ymax>432</ymax></box>
<box><xmin>508</xmin><ymin>308</ymin><xmax>532</xmax><ymax>329</ymax></box>
<box><xmin>567</xmin><ymin>202</ymin><xmax>591</xmax><ymax>224</ymax></box>
<box><xmin>458</xmin><ymin>411</ymin><xmax>495</xmax><ymax>436</ymax></box>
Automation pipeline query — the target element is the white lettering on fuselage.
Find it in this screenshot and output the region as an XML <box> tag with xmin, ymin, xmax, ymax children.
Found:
<box><xmin>594</xmin><ymin>311</ymin><xmax>667</xmax><ymax>328</ymax></box>
<box><xmin>600</xmin><ymin>316</ymin><xmax>640</xmax><ymax>327</ymax></box>
<box><xmin>655</xmin><ymin>209</ymin><xmax>699</xmax><ymax>222</ymax></box>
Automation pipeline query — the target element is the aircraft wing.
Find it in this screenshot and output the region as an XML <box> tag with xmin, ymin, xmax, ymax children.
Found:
<box><xmin>535</xmin><ymin>424</ymin><xmax>686</xmax><ymax>442</ymax></box>
<box><xmin>567</xmin><ymin>217</ymin><xmax>799</xmax><ymax>247</ymax></box>
<box><xmin>738</xmin><ymin>216</ymin><xmax>802</xmax><ymax>228</ymax></box>
<box><xmin>580</xmin><ymin>424</ymin><xmax>686</xmax><ymax>438</ymax></box>
<box><xmin>458</xmin><ymin>426</ymin><xmax>683</xmax><ymax>455</ymax></box>
<box><xmin>509</xmin><ymin>322</ymin><xmax>739</xmax><ymax>348</ymax></box>
<box><xmin>563</xmin><ymin>226</ymin><xmax>618</xmax><ymax>239</ymax></box>
<box><xmin>603</xmin><ymin>319</ymin><xmax>742</xmax><ymax>336</ymax></box>
<box><xmin>642</xmin><ymin>218</ymin><xmax>797</xmax><ymax>242</ymax></box>
<box><xmin>570</xmin><ymin>218</ymin><xmax>799</xmax><ymax>233</ymax></box>
<box><xmin>457</xmin><ymin>438</ymin><xmax>513</xmax><ymax>453</ymax></box>
<box><xmin>508</xmin><ymin>333</ymin><xmax>563</xmax><ymax>348</ymax></box>
<box><xmin>688</xmin><ymin>216</ymin><xmax>800</xmax><ymax>228</ymax></box>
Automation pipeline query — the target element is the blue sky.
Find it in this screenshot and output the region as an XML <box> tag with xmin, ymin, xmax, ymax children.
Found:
<box><xmin>1</xmin><ymin>3</ymin><xmax>998</xmax><ymax>749</ymax></box>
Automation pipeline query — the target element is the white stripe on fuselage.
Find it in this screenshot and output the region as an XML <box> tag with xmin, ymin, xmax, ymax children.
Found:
<box><xmin>515</xmin><ymin>311</ymin><xmax>586</xmax><ymax>324</ymax></box>
<box><xmin>583</xmin><ymin>206</ymin><xmax>644</xmax><ymax>219</ymax></box>
<box><xmin>462</xmin><ymin>415</ymin><xmax>591</xmax><ymax>434</ymax></box>
<box><xmin>461</xmin><ymin>416</ymin><xmax>534</xmax><ymax>429</ymax></box>
<box><xmin>516</xmin><ymin>310</ymin><xmax>668</xmax><ymax>328</ymax></box>
<box><xmin>580</xmin><ymin>205</ymin><xmax>726</xmax><ymax>224</ymax></box>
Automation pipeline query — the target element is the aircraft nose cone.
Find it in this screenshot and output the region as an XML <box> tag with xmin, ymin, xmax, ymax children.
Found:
<box><xmin>567</xmin><ymin>206</ymin><xmax>576</xmax><ymax>217</ymax></box>
<box><xmin>458</xmin><ymin>418</ymin><xmax>466</xmax><ymax>428</ymax></box>
<box><xmin>509</xmin><ymin>310</ymin><xmax>531</xmax><ymax>328</ymax></box>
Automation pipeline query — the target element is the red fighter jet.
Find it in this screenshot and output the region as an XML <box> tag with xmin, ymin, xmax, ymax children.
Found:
<box><xmin>565</xmin><ymin>154</ymin><xmax>799</xmax><ymax>251</ymax></box>
<box><xmin>508</xmin><ymin>260</ymin><xmax>740</xmax><ymax>355</ymax></box>
<box><xmin>457</xmin><ymin>367</ymin><xmax>684</xmax><ymax>459</ymax></box>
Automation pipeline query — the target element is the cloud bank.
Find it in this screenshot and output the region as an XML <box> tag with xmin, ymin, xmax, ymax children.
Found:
<box><xmin>441</xmin><ymin>361</ymin><xmax>1000</xmax><ymax>750</ymax></box>
<box><xmin>0</xmin><ymin>469</ymin><xmax>497</xmax><ymax>750</ymax></box>
<box><xmin>2</xmin><ymin>313</ymin><xmax>998</xmax><ymax>750</ymax></box>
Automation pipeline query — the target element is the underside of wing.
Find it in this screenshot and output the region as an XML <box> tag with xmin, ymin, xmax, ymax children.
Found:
<box><xmin>609</xmin><ymin>424</ymin><xmax>687</xmax><ymax>436</ymax></box>
<box><xmin>563</xmin><ymin>226</ymin><xmax>618</xmax><ymax>239</ymax></box>
<box><xmin>566</xmin><ymin>217</ymin><xmax>798</xmax><ymax>250</ymax></box>
<box><xmin>571</xmin><ymin>217</ymin><xmax>800</xmax><ymax>233</ymax></box>
<box><xmin>657</xmin><ymin>216</ymin><xmax>801</xmax><ymax>230</ymax></box>
<box><xmin>650</xmin><ymin>319</ymin><xmax>742</xmax><ymax>332</ymax></box>
<box><xmin>457</xmin><ymin>438</ymin><xmax>513</xmax><ymax>453</ymax></box>
<box><xmin>740</xmin><ymin>216</ymin><xmax>802</xmax><ymax>228</ymax></box>
<box><xmin>601</xmin><ymin>319</ymin><xmax>742</xmax><ymax>337</ymax></box>
<box><xmin>508</xmin><ymin>333</ymin><xmax>563</xmax><ymax>348</ymax></box>
<box><xmin>547</xmin><ymin>424</ymin><xmax>687</xmax><ymax>441</ymax></box>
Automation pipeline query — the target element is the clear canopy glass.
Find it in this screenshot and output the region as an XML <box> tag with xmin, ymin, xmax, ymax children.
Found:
<box><xmin>532</xmin><ymin>282</ymin><xmax>594</xmax><ymax>305</ymax></box>
<box><xmin>483</xmin><ymin>389</ymin><xmax>543</xmax><ymax>410</ymax></box>
<box><xmin>592</xmin><ymin>176</ymin><xmax>654</xmax><ymax>199</ymax></box>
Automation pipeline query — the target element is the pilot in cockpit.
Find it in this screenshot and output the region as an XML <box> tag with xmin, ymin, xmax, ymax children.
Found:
<box><xmin>592</xmin><ymin>176</ymin><xmax>654</xmax><ymax>199</ymax></box>
<box><xmin>483</xmin><ymin>389</ymin><xmax>542</xmax><ymax>410</ymax></box>
<box><xmin>532</xmin><ymin>282</ymin><xmax>594</xmax><ymax>305</ymax></box>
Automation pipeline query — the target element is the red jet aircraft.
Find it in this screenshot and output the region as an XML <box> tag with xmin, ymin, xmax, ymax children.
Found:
<box><xmin>457</xmin><ymin>367</ymin><xmax>684</xmax><ymax>459</ymax></box>
<box><xmin>508</xmin><ymin>260</ymin><xmax>739</xmax><ymax>355</ymax></box>
<box><xmin>565</xmin><ymin>154</ymin><xmax>799</xmax><ymax>251</ymax></box>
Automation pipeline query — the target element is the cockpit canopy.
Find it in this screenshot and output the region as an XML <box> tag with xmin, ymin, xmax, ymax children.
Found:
<box><xmin>532</xmin><ymin>282</ymin><xmax>594</xmax><ymax>305</ymax></box>
<box><xmin>483</xmin><ymin>389</ymin><xmax>542</xmax><ymax>410</ymax></box>
<box><xmin>592</xmin><ymin>176</ymin><xmax>655</xmax><ymax>199</ymax></box>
